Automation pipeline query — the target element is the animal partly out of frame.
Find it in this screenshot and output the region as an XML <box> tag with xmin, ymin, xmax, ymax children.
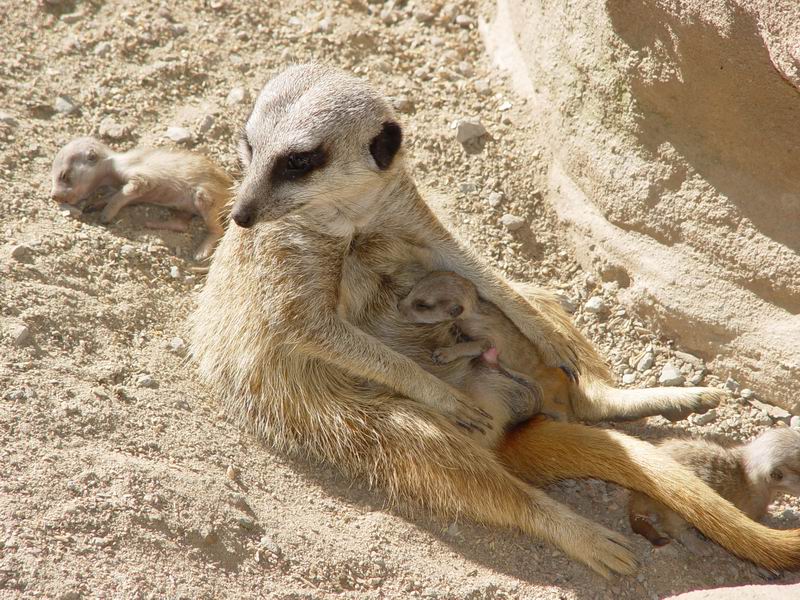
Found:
<box><xmin>190</xmin><ymin>63</ymin><xmax>800</xmax><ymax>576</ymax></box>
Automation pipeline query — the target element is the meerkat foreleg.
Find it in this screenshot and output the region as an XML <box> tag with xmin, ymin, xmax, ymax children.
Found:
<box><xmin>429</xmin><ymin>237</ymin><xmax>581</xmax><ymax>378</ymax></box>
<box><xmin>300</xmin><ymin>315</ymin><xmax>494</xmax><ymax>433</ymax></box>
<box><xmin>432</xmin><ymin>340</ymin><xmax>491</xmax><ymax>364</ymax></box>
<box><xmin>100</xmin><ymin>177</ymin><xmax>151</xmax><ymax>223</ymax></box>
<box><xmin>193</xmin><ymin>188</ymin><xmax>225</xmax><ymax>261</ymax></box>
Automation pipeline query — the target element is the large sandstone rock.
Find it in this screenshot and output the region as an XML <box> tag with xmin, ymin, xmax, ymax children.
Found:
<box><xmin>484</xmin><ymin>0</ymin><xmax>800</xmax><ymax>413</ymax></box>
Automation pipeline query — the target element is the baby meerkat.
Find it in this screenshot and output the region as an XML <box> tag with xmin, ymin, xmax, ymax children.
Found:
<box><xmin>398</xmin><ymin>271</ymin><xmax>573</xmax><ymax>420</ymax></box>
<box><xmin>629</xmin><ymin>427</ymin><xmax>800</xmax><ymax>555</ymax></box>
<box><xmin>50</xmin><ymin>136</ymin><xmax>232</xmax><ymax>261</ymax></box>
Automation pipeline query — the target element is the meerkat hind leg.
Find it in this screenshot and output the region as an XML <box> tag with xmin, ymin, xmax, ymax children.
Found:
<box><xmin>432</xmin><ymin>340</ymin><xmax>490</xmax><ymax>364</ymax></box>
<box><xmin>144</xmin><ymin>211</ymin><xmax>194</xmax><ymax>232</ymax></box>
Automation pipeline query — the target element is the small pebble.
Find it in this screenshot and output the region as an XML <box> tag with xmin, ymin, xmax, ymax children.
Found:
<box><xmin>119</xmin><ymin>244</ymin><xmax>134</xmax><ymax>256</ymax></box>
<box><xmin>498</xmin><ymin>101</ymin><xmax>512</xmax><ymax>111</ymax></box>
<box><xmin>169</xmin><ymin>337</ymin><xmax>186</xmax><ymax>353</ymax></box>
<box><xmin>11</xmin><ymin>324</ymin><xmax>31</xmax><ymax>347</ymax></box>
<box><xmin>658</xmin><ymin>362</ymin><xmax>684</xmax><ymax>386</ymax></box>
<box><xmin>740</xmin><ymin>388</ymin><xmax>754</xmax><ymax>399</ymax></box>
<box><xmin>622</xmin><ymin>373</ymin><xmax>636</xmax><ymax>385</ymax></box>
<box><xmin>0</xmin><ymin>111</ymin><xmax>19</xmax><ymax>128</ymax></box>
<box><xmin>54</xmin><ymin>96</ymin><xmax>78</xmax><ymax>115</ymax></box>
<box><xmin>636</xmin><ymin>352</ymin><xmax>654</xmax><ymax>372</ymax></box>
<box><xmin>135</xmin><ymin>374</ymin><xmax>157</xmax><ymax>389</ymax></box>
<box><xmin>10</xmin><ymin>244</ymin><xmax>34</xmax><ymax>263</ymax></box>
<box><xmin>392</xmin><ymin>96</ymin><xmax>414</xmax><ymax>113</ymax></box>
<box><xmin>226</xmin><ymin>465</ymin><xmax>239</xmax><ymax>481</ymax></box>
<box><xmin>170</xmin><ymin>266</ymin><xmax>180</xmax><ymax>279</ymax></box>
<box><xmin>93</xmin><ymin>41</ymin><xmax>111</xmax><ymax>56</ymax></box>
<box><xmin>91</xmin><ymin>387</ymin><xmax>109</xmax><ymax>399</ymax></box>
<box><xmin>454</xmin><ymin>118</ymin><xmax>486</xmax><ymax>144</ymax></box>
<box><xmin>165</xmin><ymin>126</ymin><xmax>192</xmax><ymax>144</ymax></box>
<box><xmin>226</xmin><ymin>86</ymin><xmax>249</xmax><ymax>106</ymax></box>
<box><xmin>455</xmin><ymin>14</ymin><xmax>475</xmax><ymax>27</ymax></box>
<box><xmin>790</xmin><ymin>416</ymin><xmax>800</xmax><ymax>429</ymax></box>
<box><xmin>197</xmin><ymin>114</ymin><xmax>215</xmax><ymax>134</ymax></box>
<box><xmin>486</xmin><ymin>191</ymin><xmax>503</xmax><ymax>207</ymax></box>
<box><xmin>584</xmin><ymin>297</ymin><xmax>606</xmax><ymax>314</ymax></box>
<box><xmin>500</xmin><ymin>214</ymin><xmax>525</xmax><ymax>232</ymax></box>
<box><xmin>473</xmin><ymin>79</ymin><xmax>491</xmax><ymax>95</ymax></box>
<box><xmin>692</xmin><ymin>408</ymin><xmax>717</xmax><ymax>426</ymax></box>
<box><xmin>317</xmin><ymin>17</ymin><xmax>333</xmax><ymax>33</ymax></box>
<box><xmin>59</xmin><ymin>203</ymin><xmax>82</xmax><ymax>218</ymax></box>
<box><xmin>724</xmin><ymin>377</ymin><xmax>739</xmax><ymax>392</ymax></box>
<box><xmin>98</xmin><ymin>117</ymin><xmax>127</xmax><ymax>140</ymax></box>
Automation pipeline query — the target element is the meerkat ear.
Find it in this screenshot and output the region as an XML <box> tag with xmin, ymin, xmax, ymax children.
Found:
<box><xmin>771</xmin><ymin>468</ymin><xmax>785</xmax><ymax>481</ymax></box>
<box><xmin>448</xmin><ymin>304</ymin><xmax>464</xmax><ymax>318</ymax></box>
<box><xmin>369</xmin><ymin>121</ymin><xmax>402</xmax><ymax>170</ymax></box>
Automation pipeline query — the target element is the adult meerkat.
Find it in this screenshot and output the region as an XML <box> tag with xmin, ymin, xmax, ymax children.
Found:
<box><xmin>628</xmin><ymin>427</ymin><xmax>800</xmax><ymax>555</ymax></box>
<box><xmin>50</xmin><ymin>136</ymin><xmax>231</xmax><ymax>260</ymax></box>
<box><xmin>190</xmin><ymin>63</ymin><xmax>800</xmax><ymax>575</ymax></box>
<box><xmin>398</xmin><ymin>271</ymin><xmax>572</xmax><ymax>421</ymax></box>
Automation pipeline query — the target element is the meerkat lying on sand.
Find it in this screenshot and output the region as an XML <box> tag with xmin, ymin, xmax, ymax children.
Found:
<box><xmin>191</xmin><ymin>63</ymin><xmax>800</xmax><ymax>577</ymax></box>
<box><xmin>50</xmin><ymin>136</ymin><xmax>231</xmax><ymax>260</ymax></box>
<box><xmin>398</xmin><ymin>271</ymin><xmax>572</xmax><ymax>421</ymax></box>
<box><xmin>629</xmin><ymin>427</ymin><xmax>800</xmax><ymax>556</ymax></box>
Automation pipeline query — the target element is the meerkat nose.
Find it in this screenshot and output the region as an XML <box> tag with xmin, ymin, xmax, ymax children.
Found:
<box><xmin>231</xmin><ymin>208</ymin><xmax>255</xmax><ymax>228</ymax></box>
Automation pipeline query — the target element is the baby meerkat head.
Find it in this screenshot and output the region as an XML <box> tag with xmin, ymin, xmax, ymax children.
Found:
<box><xmin>398</xmin><ymin>271</ymin><xmax>480</xmax><ymax>324</ymax></box>
<box><xmin>232</xmin><ymin>63</ymin><xmax>404</xmax><ymax>231</ymax></box>
<box><xmin>50</xmin><ymin>136</ymin><xmax>112</xmax><ymax>205</ymax></box>
<box><xmin>745</xmin><ymin>428</ymin><xmax>800</xmax><ymax>497</ymax></box>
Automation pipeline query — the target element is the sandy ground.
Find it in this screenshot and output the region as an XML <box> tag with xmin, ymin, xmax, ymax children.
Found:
<box><xmin>2</xmin><ymin>1</ymin><xmax>799</xmax><ymax>598</ymax></box>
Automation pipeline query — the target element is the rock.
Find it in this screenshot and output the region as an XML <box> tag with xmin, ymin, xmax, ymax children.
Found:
<box><xmin>636</xmin><ymin>352</ymin><xmax>654</xmax><ymax>372</ymax></box>
<box><xmin>135</xmin><ymin>374</ymin><xmax>157</xmax><ymax>389</ymax></box>
<box><xmin>692</xmin><ymin>408</ymin><xmax>717</xmax><ymax>426</ymax></box>
<box><xmin>169</xmin><ymin>266</ymin><xmax>180</xmax><ymax>279</ymax></box>
<box><xmin>499</xmin><ymin>214</ymin><xmax>525</xmax><ymax>231</ymax></box>
<box><xmin>473</xmin><ymin>79</ymin><xmax>491</xmax><ymax>95</ymax></box>
<box><xmin>584</xmin><ymin>296</ymin><xmax>606</xmax><ymax>314</ymax></box>
<box><xmin>750</xmin><ymin>399</ymin><xmax>791</xmax><ymax>420</ymax></box>
<box><xmin>414</xmin><ymin>10</ymin><xmax>434</xmax><ymax>23</ymax></box>
<box><xmin>392</xmin><ymin>96</ymin><xmax>414</xmax><ymax>113</ymax></box>
<box><xmin>171</xmin><ymin>23</ymin><xmax>188</xmax><ymax>36</ymax></box>
<box><xmin>91</xmin><ymin>387</ymin><xmax>108</xmax><ymax>399</ymax></box>
<box><xmin>259</xmin><ymin>535</ymin><xmax>281</xmax><ymax>556</ymax></box>
<box><xmin>98</xmin><ymin>117</ymin><xmax>127</xmax><ymax>140</ymax></box>
<box><xmin>54</xmin><ymin>96</ymin><xmax>78</xmax><ymax>115</ymax></box>
<box><xmin>659</xmin><ymin>362</ymin><xmax>685</xmax><ymax>386</ymax></box>
<box><xmin>0</xmin><ymin>112</ymin><xmax>19</xmax><ymax>128</ymax></box>
<box><xmin>10</xmin><ymin>324</ymin><xmax>31</xmax><ymax>347</ymax></box>
<box><xmin>456</xmin><ymin>62</ymin><xmax>474</xmax><ymax>77</ymax></box>
<box><xmin>740</xmin><ymin>388</ymin><xmax>754</xmax><ymax>399</ymax></box>
<box><xmin>317</xmin><ymin>17</ymin><xmax>333</xmax><ymax>33</ymax></box>
<box><xmin>168</xmin><ymin>337</ymin><xmax>185</xmax><ymax>353</ymax></box>
<box><xmin>455</xmin><ymin>14</ymin><xmax>475</xmax><ymax>28</ymax></box>
<box><xmin>498</xmin><ymin>101</ymin><xmax>513</xmax><ymax>111</ymax></box>
<box><xmin>622</xmin><ymin>373</ymin><xmax>636</xmax><ymax>385</ymax></box>
<box><xmin>226</xmin><ymin>86</ymin><xmax>249</xmax><ymax>106</ymax></box>
<box><xmin>791</xmin><ymin>416</ymin><xmax>800</xmax><ymax>429</ymax></box>
<box><xmin>10</xmin><ymin>244</ymin><xmax>34</xmax><ymax>263</ymax></box>
<box><xmin>197</xmin><ymin>114</ymin><xmax>215</xmax><ymax>135</ymax></box>
<box><xmin>226</xmin><ymin>465</ymin><xmax>239</xmax><ymax>481</ymax></box>
<box><xmin>454</xmin><ymin>118</ymin><xmax>487</xmax><ymax>153</ymax></box>
<box><xmin>674</xmin><ymin>350</ymin><xmax>703</xmax><ymax>367</ymax></box>
<box><xmin>486</xmin><ymin>191</ymin><xmax>503</xmax><ymax>207</ymax></box>
<box><xmin>165</xmin><ymin>126</ymin><xmax>192</xmax><ymax>144</ymax></box>
<box><xmin>724</xmin><ymin>377</ymin><xmax>739</xmax><ymax>392</ymax></box>
<box><xmin>93</xmin><ymin>41</ymin><xmax>111</xmax><ymax>57</ymax></box>
<box><xmin>59</xmin><ymin>203</ymin><xmax>82</xmax><ymax>218</ymax></box>
<box><xmin>119</xmin><ymin>244</ymin><xmax>134</xmax><ymax>256</ymax></box>
<box><xmin>756</xmin><ymin>413</ymin><xmax>773</xmax><ymax>427</ymax></box>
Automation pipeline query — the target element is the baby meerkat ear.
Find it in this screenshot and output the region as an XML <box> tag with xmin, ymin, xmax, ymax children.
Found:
<box><xmin>86</xmin><ymin>149</ymin><xmax>98</xmax><ymax>163</ymax></box>
<box><xmin>369</xmin><ymin>121</ymin><xmax>402</xmax><ymax>170</ymax></box>
<box><xmin>770</xmin><ymin>468</ymin><xmax>785</xmax><ymax>482</ymax></box>
<box><xmin>448</xmin><ymin>303</ymin><xmax>464</xmax><ymax>318</ymax></box>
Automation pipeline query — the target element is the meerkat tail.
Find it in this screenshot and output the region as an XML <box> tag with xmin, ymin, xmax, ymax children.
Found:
<box><xmin>497</xmin><ymin>419</ymin><xmax>800</xmax><ymax>571</ymax></box>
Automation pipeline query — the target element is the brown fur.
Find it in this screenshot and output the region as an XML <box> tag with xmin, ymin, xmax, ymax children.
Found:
<box><xmin>189</xmin><ymin>63</ymin><xmax>800</xmax><ymax>576</ymax></box>
<box><xmin>627</xmin><ymin>428</ymin><xmax>800</xmax><ymax>558</ymax></box>
<box><xmin>50</xmin><ymin>136</ymin><xmax>232</xmax><ymax>260</ymax></box>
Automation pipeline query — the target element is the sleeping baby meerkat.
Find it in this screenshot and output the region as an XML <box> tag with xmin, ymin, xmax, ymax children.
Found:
<box><xmin>398</xmin><ymin>271</ymin><xmax>573</xmax><ymax>420</ymax></box>
<box><xmin>50</xmin><ymin>136</ymin><xmax>232</xmax><ymax>261</ymax></box>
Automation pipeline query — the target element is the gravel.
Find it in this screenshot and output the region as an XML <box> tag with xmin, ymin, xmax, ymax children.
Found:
<box><xmin>165</xmin><ymin>126</ymin><xmax>193</xmax><ymax>144</ymax></box>
<box><xmin>659</xmin><ymin>362</ymin><xmax>685</xmax><ymax>386</ymax></box>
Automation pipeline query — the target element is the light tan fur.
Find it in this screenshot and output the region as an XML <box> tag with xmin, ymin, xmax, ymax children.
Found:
<box><xmin>50</xmin><ymin>136</ymin><xmax>232</xmax><ymax>260</ymax></box>
<box><xmin>627</xmin><ymin>428</ymin><xmax>800</xmax><ymax>556</ymax></box>
<box><xmin>189</xmin><ymin>63</ymin><xmax>800</xmax><ymax>576</ymax></box>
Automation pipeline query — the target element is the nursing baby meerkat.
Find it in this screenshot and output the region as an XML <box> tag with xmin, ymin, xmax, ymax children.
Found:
<box><xmin>398</xmin><ymin>271</ymin><xmax>572</xmax><ymax>421</ymax></box>
<box><xmin>190</xmin><ymin>63</ymin><xmax>800</xmax><ymax>576</ymax></box>
<box><xmin>629</xmin><ymin>427</ymin><xmax>800</xmax><ymax>555</ymax></box>
<box><xmin>50</xmin><ymin>136</ymin><xmax>232</xmax><ymax>260</ymax></box>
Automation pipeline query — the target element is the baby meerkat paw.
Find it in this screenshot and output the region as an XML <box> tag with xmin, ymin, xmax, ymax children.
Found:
<box><xmin>432</xmin><ymin>348</ymin><xmax>454</xmax><ymax>364</ymax></box>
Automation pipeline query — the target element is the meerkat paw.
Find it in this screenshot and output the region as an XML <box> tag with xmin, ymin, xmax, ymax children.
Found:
<box><xmin>562</xmin><ymin>521</ymin><xmax>638</xmax><ymax>578</ymax></box>
<box><xmin>660</xmin><ymin>388</ymin><xmax>726</xmax><ymax>422</ymax></box>
<box><xmin>536</xmin><ymin>339</ymin><xmax>581</xmax><ymax>383</ymax></box>
<box><xmin>432</xmin><ymin>348</ymin><xmax>456</xmax><ymax>365</ymax></box>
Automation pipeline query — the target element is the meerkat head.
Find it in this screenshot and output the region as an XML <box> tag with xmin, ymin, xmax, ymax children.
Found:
<box><xmin>744</xmin><ymin>428</ymin><xmax>800</xmax><ymax>496</ymax></box>
<box><xmin>50</xmin><ymin>136</ymin><xmax>113</xmax><ymax>205</ymax></box>
<box><xmin>232</xmin><ymin>63</ymin><xmax>403</xmax><ymax>233</ymax></box>
<box><xmin>398</xmin><ymin>272</ymin><xmax>480</xmax><ymax>324</ymax></box>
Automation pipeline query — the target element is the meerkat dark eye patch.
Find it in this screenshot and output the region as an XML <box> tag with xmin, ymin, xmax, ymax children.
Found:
<box><xmin>413</xmin><ymin>300</ymin><xmax>430</xmax><ymax>311</ymax></box>
<box><xmin>369</xmin><ymin>121</ymin><xmax>402</xmax><ymax>170</ymax></box>
<box><xmin>273</xmin><ymin>147</ymin><xmax>327</xmax><ymax>182</ymax></box>
<box><xmin>59</xmin><ymin>170</ymin><xmax>71</xmax><ymax>184</ymax></box>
